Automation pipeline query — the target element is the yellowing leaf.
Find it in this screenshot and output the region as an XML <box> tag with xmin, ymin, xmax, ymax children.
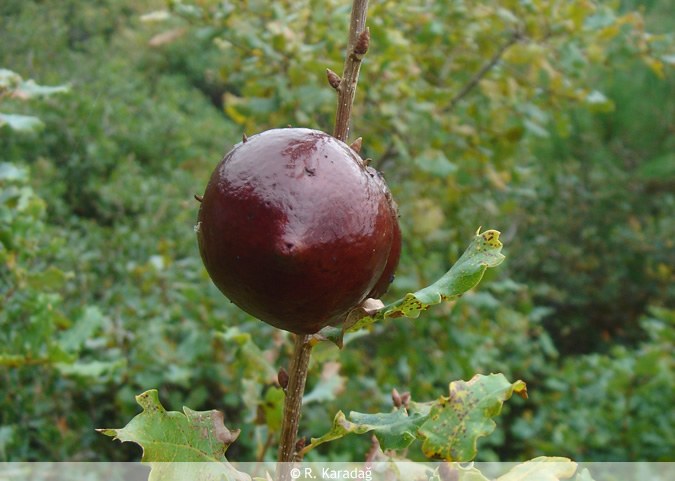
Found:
<box><xmin>306</xmin><ymin>374</ymin><xmax>525</xmax><ymax>460</ymax></box>
<box><xmin>99</xmin><ymin>390</ymin><xmax>249</xmax><ymax>481</ymax></box>
<box><xmin>224</xmin><ymin>93</ymin><xmax>248</xmax><ymax>125</ymax></box>
<box><xmin>411</xmin><ymin>198</ymin><xmax>445</xmax><ymax>236</ymax></box>
<box><xmin>645</xmin><ymin>58</ymin><xmax>665</xmax><ymax>79</ymax></box>
<box><xmin>504</xmin><ymin>44</ymin><xmax>543</xmax><ymax>65</ymax></box>
<box><xmin>598</xmin><ymin>24</ymin><xmax>620</xmax><ymax>40</ymax></box>
<box><xmin>321</xmin><ymin>229</ymin><xmax>505</xmax><ymax>347</ymax></box>
<box><xmin>497</xmin><ymin>457</ymin><xmax>578</xmax><ymax>481</ymax></box>
<box><xmin>586</xmin><ymin>43</ymin><xmax>606</xmax><ymax>63</ymax></box>
<box><xmin>419</xmin><ymin>374</ymin><xmax>527</xmax><ymax>461</ymax></box>
<box><xmin>148</xmin><ymin>27</ymin><xmax>187</xmax><ymax>47</ymax></box>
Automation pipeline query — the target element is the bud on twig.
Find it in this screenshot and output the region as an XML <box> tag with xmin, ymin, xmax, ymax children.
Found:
<box><xmin>194</xmin><ymin>194</ymin><xmax>203</xmax><ymax>203</ymax></box>
<box><xmin>400</xmin><ymin>391</ymin><xmax>411</xmax><ymax>408</ymax></box>
<box><xmin>242</xmin><ymin>133</ymin><xmax>248</xmax><ymax>143</ymax></box>
<box><xmin>326</xmin><ymin>68</ymin><xmax>341</xmax><ymax>90</ymax></box>
<box><xmin>295</xmin><ymin>436</ymin><xmax>306</xmax><ymax>452</ymax></box>
<box><xmin>353</xmin><ymin>27</ymin><xmax>370</xmax><ymax>56</ymax></box>
<box><xmin>349</xmin><ymin>137</ymin><xmax>362</xmax><ymax>154</ymax></box>
<box><xmin>278</xmin><ymin>367</ymin><xmax>289</xmax><ymax>390</ymax></box>
<box><xmin>392</xmin><ymin>388</ymin><xmax>402</xmax><ymax>408</ymax></box>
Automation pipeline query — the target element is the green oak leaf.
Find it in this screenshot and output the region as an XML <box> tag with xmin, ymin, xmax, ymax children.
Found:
<box><xmin>426</xmin><ymin>458</ymin><xmax>580</xmax><ymax>481</ymax></box>
<box><xmin>0</xmin><ymin>113</ymin><xmax>44</xmax><ymax>132</ymax></box>
<box><xmin>0</xmin><ymin>162</ymin><xmax>27</xmax><ymax>181</ymax></box>
<box><xmin>574</xmin><ymin>468</ymin><xmax>597</xmax><ymax>481</ymax></box>
<box><xmin>306</xmin><ymin>374</ymin><xmax>524</xmax><ymax>460</ymax></box>
<box><xmin>497</xmin><ymin>457</ymin><xmax>578</xmax><ymax>481</ymax></box>
<box><xmin>419</xmin><ymin>374</ymin><xmax>527</xmax><ymax>461</ymax></box>
<box><xmin>98</xmin><ymin>390</ymin><xmax>249</xmax><ymax>481</ymax></box>
<box><xmin>303</xmin><ymin>407</ymin><xmax>429</xmax><ymax>453</ymax></box>
<box><xmin>303</xmin><ymin>361</ymin><xmax>346</xmax><ymax>405</ymax></box>
<box><xmin>262</xmin><ymin>386</ymin><xmax>284</xmax><ymax>432</ymax></box>
<box><xmin>349</xmin><ymin>409</ymin><xmax>428</xmax><ymax>451</ymax></box>
<box><xmin>0</xmin><ymin>69</ymin><xmax>21</xmax><ymax>88</ymax></box>
<box><xmin>428</xmin><ymin>463</ymin><xmax>490</xmax><ymax>481</ymax></box>
<box><xmin>305</xmin><ymin>411</ymin><xmax>369</xmax><ymax>450</ymax></box>
<box><xmin>320</xmin><ymin>229</ymin><xmax>505</xmax><ymax>347</ymax></box>
<box><xmin>217</xmin><ymin>328</ymin><xmax>277</xmax><ymax>383</ymax></box>
<box><xmin>14</xmin><ymin>79</ymin><xmax>69</xmax><ymax>98</ymax></box>
<box><xmin>307</xmin><ymin>407</ymin><xmax>429</xmax><ymax>453</ymax></box>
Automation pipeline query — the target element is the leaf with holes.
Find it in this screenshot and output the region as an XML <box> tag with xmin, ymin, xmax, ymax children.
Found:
<box><xmin>348</xmin><ymin>409</ymin><xmax>428</xmax><ymax>451</ymax></box>
<box><xmin>304</xmin><ymin>411</ymin><xmax>369</xmax><ymax>452</ymax></box>
<box><xmin>419</xmin><ymin>374</ymin><xmax>527</xmax><ymax>461</ymax></box>
<box><xmin>304</xmin><ymin>374</ymin><xmax>524</xmax><ymax>460</ymax></box>
<box><xmin>321</xmin><ymin>229</ymin><xmax>505</xmax><ymax>347</ymax></box>
<box><xmin>98</xmin><ymin>390</ymin><xmax>249</xmax><ymax>481</ymax></box>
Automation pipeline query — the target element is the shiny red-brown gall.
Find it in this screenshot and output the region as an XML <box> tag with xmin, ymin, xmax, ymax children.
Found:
<box><xmin>196</xmin><ymin>128</ymin><xmax>400</xmax><ymax>334</ymax></box>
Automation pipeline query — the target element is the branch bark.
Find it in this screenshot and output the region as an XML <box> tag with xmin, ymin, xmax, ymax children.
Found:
<box><xmin>444</xmin><ymin>31</ymin><xmax>520</xmax><ymax>113</ymax></box>
<box><xmin>332</xmin><ymin>0</ymin><xmax>370</xmax><ymax>142</ymax></box>
<box><xmin>276</xmin><ymin>4</ymin><xmax>371</xmax><ymax>479</ymax></box>
<box><xmin>276</xmin><ymin>334</ymin><xmax>313</xmax><ymax>480</ymax></box>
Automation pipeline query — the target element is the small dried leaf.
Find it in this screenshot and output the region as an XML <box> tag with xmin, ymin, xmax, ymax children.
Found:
<box><xmin>148</xmin><ymin>27</ymin><xmax>186</xmax><ymax>47</ymax></box>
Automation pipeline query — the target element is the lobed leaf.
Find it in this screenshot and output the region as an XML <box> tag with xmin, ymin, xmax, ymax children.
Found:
<box><xmin>98</xmin><ymin>390</ymin><xmax>249</xmax><ymax>481</ymax></box>
<box><xmin>496</xmin><ymin>457</ymin><xmax>578</xmax><ymax>481</ymax></box>
<box><xmin>12</xmin><ymin>79</ymin><xmax>70</xmax><ymax>99</ymax></box>
<box><xmin>428</xmin><ymin>463</ymin><xmax>490</xmax><ymax>481</ymax></box>
<box><xmin>306</xmin><ymin>411</ymin><xmax>370</xmax><ymax>451</ymax></box>
<box><xmin>306</xmin><ymin>374</ymin><xmax>525</xmax><ymax>461</ymax></box>
<box><xmin>0</xmin><ymin>113</ymin><xmax>44</xmax><ymax>132</ymax></box>
<box><xmin>419</xmin><ymin>374</ymin><xmax>527</xmax><ymax>461</ymax></box>
<box><xmin>303</xmin><ymin>361</ymin><xmax>346</xmax><ymax>405</ymax></box>
<box><xmin>321</xmin><ymin>229</ymin><xmax>505</xmax><ymax>347</ymax></box>
<box><xmin>349</xmin><ymin>409</ymin><xmax>428</xmax><ymax>451</ymax></box>
<box><xmin>426</xmin><ymin>457</ymin><xmax>581</xmax><ymax>481</ymax></box>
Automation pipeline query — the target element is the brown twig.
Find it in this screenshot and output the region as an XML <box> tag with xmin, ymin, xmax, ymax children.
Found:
<box><xmin>275</xmin><ymin>4</ymin><xmax>371</xmax><ymax>479</ymax></box>
<box><xmin>365</xmin><ymin>435</ymin><xmax>380</xmax><ymax>465</ymax></box>
<box><xmin>444</xmin><ymin>31</ymin><xmax>521</xmax><ymax>113</ymax></box>
<box><xmin>276</xmin><ymin>334</ymin><xmax>313</xmax><ymax>480</ymax></box>
<box><xmin>332</xmin><ymin>0</ymin><xmax>370</xmax><ymax>142</ymax></box>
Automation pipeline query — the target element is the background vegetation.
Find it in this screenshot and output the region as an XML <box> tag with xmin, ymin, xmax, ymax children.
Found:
<box><xmin>1</xmin><ymin>0</ymin><xmax>673</xmax><ymax>463</ymax></box>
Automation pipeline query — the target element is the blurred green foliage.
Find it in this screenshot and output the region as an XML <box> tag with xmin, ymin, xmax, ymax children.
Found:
<box><xmin>1</xmin><ymin>0</ymin><xmax>673</xmax><ymax>463</ymax></box>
